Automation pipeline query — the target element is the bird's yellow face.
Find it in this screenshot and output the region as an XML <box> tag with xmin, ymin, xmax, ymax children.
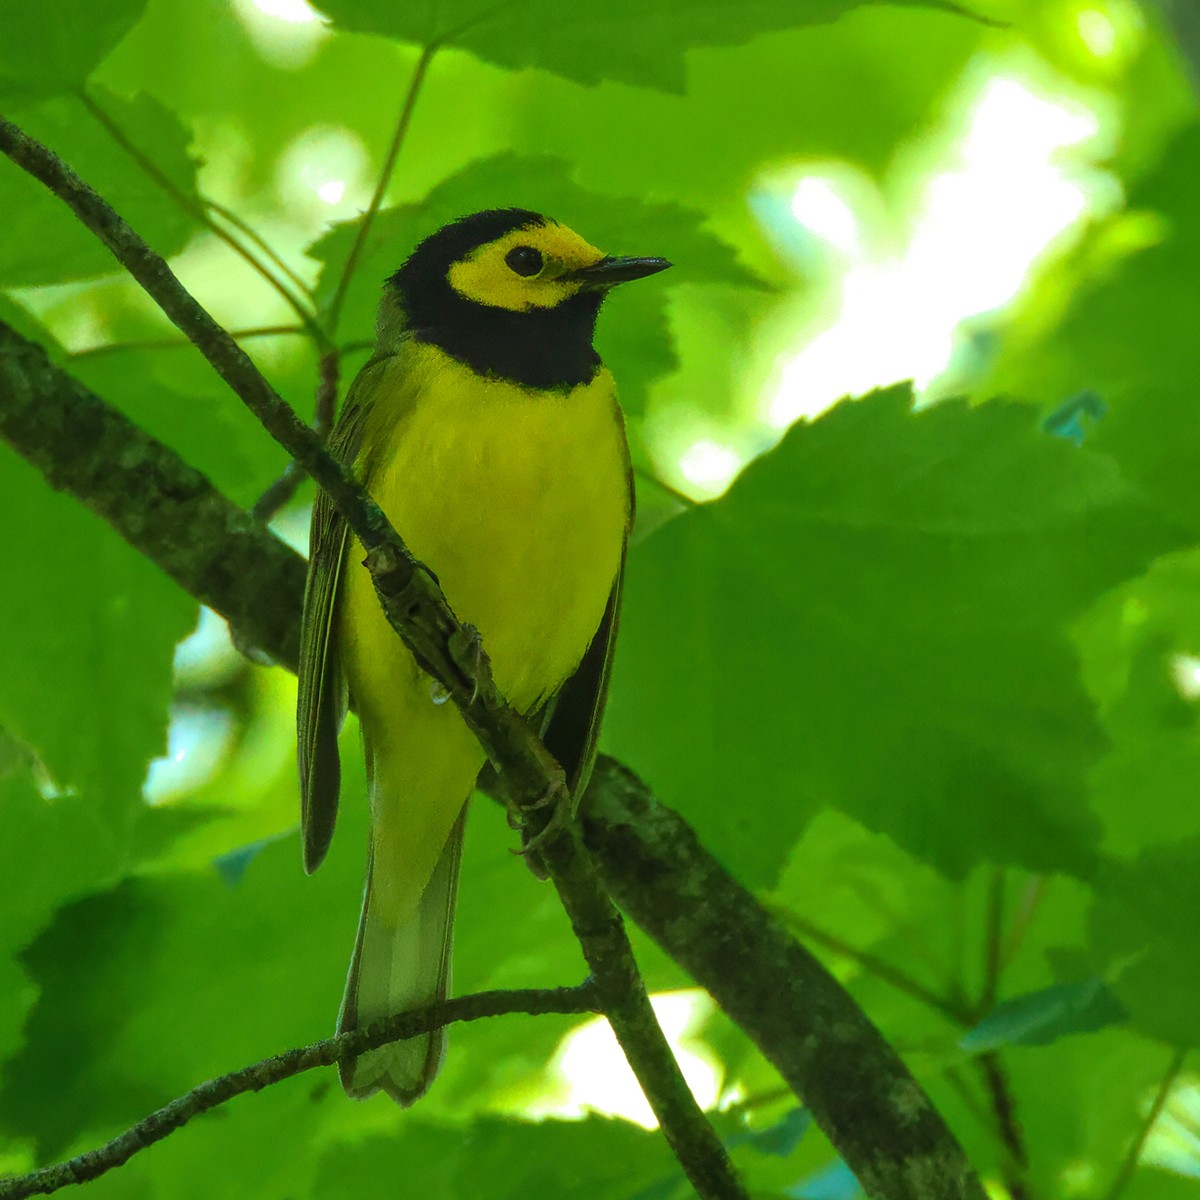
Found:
<box><xmin>446</xmin><ymin>221</ymin><xmax>606</xmax><ymax>312</ymax></box>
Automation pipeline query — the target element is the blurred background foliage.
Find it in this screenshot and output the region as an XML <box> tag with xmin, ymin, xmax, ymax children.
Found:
<box><xmin>2</xmin><ymin>0</ymin><xmax>1200</xmax><ymax>1196</ymax></box>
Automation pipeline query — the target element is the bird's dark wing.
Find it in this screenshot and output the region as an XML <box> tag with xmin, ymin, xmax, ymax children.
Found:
<box><xmin>540</xmin><ymin>555</ymin><xmax>625</xmax><ymax>810</ymax></box>
<box><xmin>297</xmin><ymin>379</ymin><xmax>373</xmax><ymax>874</ymax></box>
<box><xmin>540</xmin><ymin>464</ymin><xmax>633</xmax><ymax>812</ymax></box>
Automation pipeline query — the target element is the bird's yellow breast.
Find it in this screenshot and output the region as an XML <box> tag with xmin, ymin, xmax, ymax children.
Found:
<box><xmin>345</xmin><ymin>341</ymin><xmax>628</xmax><ymax>709</ymax></box>
<box><xmin>336</xmin><ymin>342</ymin><xmax>629</xmax><ymax>921</ymax></box>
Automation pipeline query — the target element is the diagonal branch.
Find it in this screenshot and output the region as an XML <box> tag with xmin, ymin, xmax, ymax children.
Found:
<box><xmin>0</xmin><ymin>321</ymin><xmax>988</xmax><ymax>1200</ymax></box>
<box><xmin>0</xmin><ymin>984</ymin><xmax>600</xmax><ymax>1200</ymax></box>
<box><xmin>0</xmin><ymin>118</ymin><xmax>746</xmax><ymax>1200</ymax></box>
<box><xmin>0</xmin><ymin>321</ymin><xmax>307</xmax><ymax>668</ymax></box>
<box><xmin>582</xmin><ymin>760</ymin><xmax>988</xmax><ymax>1200</ymax></box>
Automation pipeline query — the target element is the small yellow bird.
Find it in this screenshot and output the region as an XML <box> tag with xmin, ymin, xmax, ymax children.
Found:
<box><xmin>297</xmin><ymin>209</ymin><xmax>669</xmax><ymax>1104</ymax></box>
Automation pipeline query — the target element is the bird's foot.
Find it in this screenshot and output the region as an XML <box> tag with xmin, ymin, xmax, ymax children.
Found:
<box><xmin>448</xmin><ymin>623</ymin><xmax>488</xmax><ymax>705</ymax></box>
<box><xmin>509</xmin><ymin>772</ymin><xmax>573</xmax><ymax>879</ymax></box>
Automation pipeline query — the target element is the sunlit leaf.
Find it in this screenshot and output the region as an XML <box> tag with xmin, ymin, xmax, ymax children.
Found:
<box><xmin>313</xmin><ymin>0</ymin><xmax>967</xmax><ymax>91</ymax></box>
<box><xmin>607</xmin><ymin>386</ymin><xmax>1177</xmax><ymax>886</ymax></box>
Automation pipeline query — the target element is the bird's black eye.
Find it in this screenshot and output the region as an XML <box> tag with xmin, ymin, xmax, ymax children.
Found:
<box><xmin>505</xmin><ymin>245</ymin><xmax>544</xmax><ymax>277</ymax></box>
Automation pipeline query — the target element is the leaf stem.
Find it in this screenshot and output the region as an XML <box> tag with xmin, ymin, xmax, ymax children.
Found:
<box><xmin>770</xmin><ymin>905</ymin><xmax>970</xmax><ymax>1025</ymax></box>
<box><xmin>978</xmin><ymin>1052</ymin><xmax>1031</xmax><ymax>1199</ymax></box>
<box><xmin>1101</xmin><ymin>1047</ymin><xmax>1188</xmax><ymax>1200</ymax></box>
<box><xmin>205</xmin><ymin>197</ymin><xmax>314</xmax><ymax>298</ymax></box>
<box><xmin>325</xmin><ymin>43</ymin><xmax>437</xmax><ymax>334</ymax></box>
<box><xmin>70</xmin><ymin>325</ymin><xmax>305</xmax><ymax>359</ymax></box>
<box><xmin>0</xmin><ymin>316</ymin><xmax>992</xmax><ymax>1200</ymax></box>
<box><xmin>77</xmin><ymin>89</ymin><xmax>330</xmax><ymax>350</ymax></box>
<box><xmin>633</xmin><ymin>464</ymin><xmax>700</xmax><ymax>508</ymax></box>
<box><xmin>1000</xmin><ymin>875</ymin><xmax>1045</xmax><ymax>974</ymax></box>
<box><xmin>979</xmin><ymin>867</ymin><xmax>1006</xmax><ymax>1017</ymax></box>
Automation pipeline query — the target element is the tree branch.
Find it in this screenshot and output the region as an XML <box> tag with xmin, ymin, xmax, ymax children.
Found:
<box><xmin>250</xmin><ymin>348</ymin><xmax>340</xmax><ymax>524</ymax></box>
<box><xmin>0</xmin><ymin>985</ymin><xmax>600</xmax><ymax>1200</ymax></box>
<box><xmin>581</xmin><ymin>759</ymin><xmax>988</xmax><ymax>1200</ymax></box>
<box><xmin>0</xmin><ymin>119</ymin><xmax>746</xmax><ymax>1200</ymax></box>
<box><xmin>70</xmin><ymin>326</ymin><xmax>307</xmax><ymax>359</ymax></box>
<box><xmin>0</xmin><ymin>322</ymin><xmax>306</xmax><ymax>669</ymax></box>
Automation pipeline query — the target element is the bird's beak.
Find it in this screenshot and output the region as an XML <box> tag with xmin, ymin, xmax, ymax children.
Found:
<box><xmin>568</xmin><ymin>255</ymin><xmax>673</xmax><ymax>289</ymax></box>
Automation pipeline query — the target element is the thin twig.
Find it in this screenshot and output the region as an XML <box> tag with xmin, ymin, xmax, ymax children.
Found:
<box><xmin>977</xmin><ymin>1053</ymin><xmax>1030</xmax><ymax>1200</ymax></box>
<box><xmin>0</xmin><ymin>114</ymin><xmax>378</xmax><ymax>552</ymax></box>
<box><xmin>249</xmin><ymin>459</ymin><xmax>307</xmax><ymax>523</ymax></box>
<box><xmin>769</xmin><ymin>905</ymin><xmax>970</xmax><ymax>1025</ymax></box>
<box><xmin>70</xmin><ymin>325</ymin><xmax>305</xmax><ymax>359</ymax></box>
<box><xmin>250</xmin><ymin>349</ymin><xmax>340</xmax><ymax>523</ymax></box>
<box><xmin>0</xmin><ymin>985</ymin><xmax>600</xmax><ymax>1200</ymax></box>
<box><xmin>0</xmin><ymin>114</ymin><xmax>747</xmax><ymax>1200</ymax></box>
<box><xmin>325</xmin><ymin>44</ymin><xmax>437</xmax><ymax>334</ymax></box>
<box><xmin>77</xmin><ymin>90</ymin><xmax>330</xmax><ymax>350</ymax></box>
<box><xmin>941</xmin><ymin>1066</ymin><xmax>993</xmax><ymax>1132</ymax></box>
<box><xmin>973</xmin><ymin>871</ymin><xmax>1033</xmax><ymax>1198</ymax></box>
<box><xmin>205</xmin><ymin>197</ymin><xmax>314</xmax><ymax>298</ymax></box>
<box><xmin>1101</xmin><ymin>1047</ymin><xmax>1188</xmax><ymax>1200</ymax></box>
<box><xmin>848</xmin><ymin>875</ymin><xmax>953</xmax><ymax>986</ymax></box>
<box><xmin>978</xmin><ymin>868</ymin><xmax>1006</xmax><ymax>1018</ymax></box>
<box><xmin>999</xmin><ymin>875</ymin><xmax>1045</xmax><ymax>974</ymax></box>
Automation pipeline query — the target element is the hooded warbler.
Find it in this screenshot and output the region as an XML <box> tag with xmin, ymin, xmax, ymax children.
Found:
<box><xmin>297</xmin><ymin>209</ymin><xmax>670</xmax><ymax>1104</ymax></box>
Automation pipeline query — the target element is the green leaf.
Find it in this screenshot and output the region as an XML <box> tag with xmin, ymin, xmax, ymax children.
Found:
<box><xmin>0</xmin><ymin>768</ymin><xmax>126</xmax><ymax>1070</ymax></box>
<box><xmin>986</xmin><ymin>123</ymin><xmax>1200</xmax><ymax>536</ymax></box>
<box><xmin>1072</xmin><ymin>547</ymin><xmax>1200</xmax><ymax>859</ymax></box>
<box><xmin>994</xmin><ymin>1030</ymin><xmax>1180</xmax><ymax>1196</ymax></box>
<box><xmin>0</xmin><ymin>446</ymin><xmax>195</xmax><ymax>832</ymax></box>
<box><xmin>1090</xmin><ymin>839</ymin><xmax>1200</xmax><ymax>1046</ymax></box>
<box><xmin>0</xmin><ymin>752</ymin><xmax>592</xmax><ymax>1157</ymax></box>
<box><xmin>0</xmin><ymin>0</ymin><xmax>147</xmax><ymax>106</ymax></box>
<box><xmin>312</xmin><ymin>0</ymin><xmax>961</xmax><ymax>91</ymax></box>
<box><xmin>312</xmin><ymin>1114</ymin><xmax>678</xmax><ymax>1200</ymax></box>
<box><xmin>0</xmin><ymin>88</ymin><xmax>200</xmax><ymax>287</ymax></box>
<box><xmin>607</xmin><ymin>386</ymin><xmax>1178</xmax><ymax>886</ymax></box>
<box><xmin>961</xmin><ymin>979</ymin><xmax>1126</xmax><ymax>1052</ymax></box>
<box><xmin>0</xmin><ymin>838</ymin><xmax>352</xmax><ymax>1158</ymax></box>
<box><xmin>723</xmin><ymin>1107</ymin><xmax>812</xmax><ymax>1158</ymax></box>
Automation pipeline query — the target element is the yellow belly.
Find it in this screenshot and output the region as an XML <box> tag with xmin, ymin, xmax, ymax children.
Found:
<box><xmin>338</xmin><ymin>343</ymin><xmax>629</xmax><ymax>923</ymax></box>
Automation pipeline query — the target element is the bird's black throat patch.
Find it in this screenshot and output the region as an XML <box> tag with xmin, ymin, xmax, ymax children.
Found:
<box><xmin>412</xmin><ymin>290</ymin><xmax>604</xmax><ymax>390</ymax></box>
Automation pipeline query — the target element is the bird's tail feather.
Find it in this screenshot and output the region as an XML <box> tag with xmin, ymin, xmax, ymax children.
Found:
<box><xmin>337</xmin><ymin>805</ymin><xmax>466</xmax><ymax>1105</ymax></box>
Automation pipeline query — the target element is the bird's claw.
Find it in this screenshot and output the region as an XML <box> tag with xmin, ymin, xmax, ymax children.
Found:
<box><xmin>448</xmin><ymin>623</ymin><xmax>487</xmax><ymax>705</ymax></box>
<box><xmin>508</xmin><ymin>774</ymin><xmax>573</xmax><ymax>876</ymax></box>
